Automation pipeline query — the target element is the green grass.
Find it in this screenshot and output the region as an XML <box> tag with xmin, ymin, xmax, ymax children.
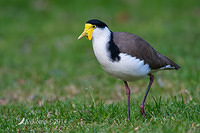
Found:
<box><xmin>0</xmin><ymin>0</ymin><xmax>200</xmax><ymax>132</ymax></box>
<box><xmin>1</xmin><ymin>97</ymin><xmax>200</xmax><ymax>132</ymax></box>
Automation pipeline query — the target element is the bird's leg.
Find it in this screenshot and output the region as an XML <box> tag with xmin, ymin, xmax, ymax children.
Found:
<box><xmin>140</xmin><ymin>73</ymin><xmax>154</xmax><ymax>117</ymax></box>
<box><xmin>124</xmin><ymin>81</ymin><xmax>131</xmax><ymax>121</ymax></box>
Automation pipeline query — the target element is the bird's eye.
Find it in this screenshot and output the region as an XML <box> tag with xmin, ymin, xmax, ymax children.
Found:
<box><xmin>93</xmin><ymin>25</ymin><xmax>96</xmax><ymax>28</ymax></box>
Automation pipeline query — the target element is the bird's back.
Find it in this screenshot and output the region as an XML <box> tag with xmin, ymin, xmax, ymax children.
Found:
<box><xmin>113</xmin><ymin>32</ymin><xmax>180</xmax><ymax>71</ymax></box>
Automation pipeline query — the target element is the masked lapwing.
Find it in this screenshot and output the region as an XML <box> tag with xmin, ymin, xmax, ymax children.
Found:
<box><xmin>78</xmin><ymin>19</ymin><xmax>180</xmax><ymax>120</ymax></box>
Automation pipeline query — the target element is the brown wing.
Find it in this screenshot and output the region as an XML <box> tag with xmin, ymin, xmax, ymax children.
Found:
<box><xmin>113</xmin><ymin>32</ymin><xmax>180</xmax><ymax>70</ymax></box>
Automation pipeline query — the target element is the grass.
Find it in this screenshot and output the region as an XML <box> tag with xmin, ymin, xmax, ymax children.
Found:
<box><xmin>0</xmin><ymin>0</ymin><xmax>200</xmax><ymax>132</ymax></box>
<box><xmin>1</xmin><ymin>97</ymin><xmax>199</xmax><ymax>132</ymax></box>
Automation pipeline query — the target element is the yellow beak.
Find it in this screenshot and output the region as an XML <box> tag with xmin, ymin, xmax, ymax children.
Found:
<box><xmin>78</xmin><ymin>24</ymin><xmax>96</xmax><ymax>40</ymax></box>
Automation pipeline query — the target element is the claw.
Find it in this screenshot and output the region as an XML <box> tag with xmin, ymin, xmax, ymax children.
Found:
<box><xmin>140</xmin><ymin>104</ymin><xmax>146</xmax><ymax>117</ymax></box>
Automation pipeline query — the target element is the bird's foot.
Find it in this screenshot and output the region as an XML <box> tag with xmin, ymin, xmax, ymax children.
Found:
<box><xmin>140</xmin><ymin>104</ymin><xmax>146</xmax><ymax>118</ymax></box>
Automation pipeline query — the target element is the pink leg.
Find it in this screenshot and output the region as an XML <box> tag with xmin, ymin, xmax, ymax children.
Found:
<box><xmin>124</xmin><ymin>81</ymin><xmax>131</xmax><ymax>121</ymax></box>
<box><xmin>140</xmin><ymin>73</ymin><xmax>154</xmax><ymax>117</ymax></box>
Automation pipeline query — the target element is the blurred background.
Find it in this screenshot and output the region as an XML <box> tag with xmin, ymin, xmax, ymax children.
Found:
<box><xmin>0</xmin><ymin>0</ymin><xmax>199</xmax><ymax>105</ymax></box>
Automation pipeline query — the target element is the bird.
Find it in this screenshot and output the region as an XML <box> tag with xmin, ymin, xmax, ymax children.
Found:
<box><xmin>78</xmin><ymin>19</ymin><xmax>180</xmax><ymax>120</ymax></box>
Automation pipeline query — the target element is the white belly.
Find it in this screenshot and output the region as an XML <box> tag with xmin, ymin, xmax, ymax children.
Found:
<box><xmin>98</xmin><ymin>53</ymin><xmax>150</xmax><ymax>81</ymax></box>
<box><xmin>92</xmin><ymin>39</ymin><xmax>151</xmax><ymax>82</ymax></box>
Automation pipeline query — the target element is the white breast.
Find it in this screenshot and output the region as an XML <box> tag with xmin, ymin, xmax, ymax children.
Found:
<box><xmin>92</xmin><ymin>27</ymin><xmax>151</xmax><ymax>82</ymax></box>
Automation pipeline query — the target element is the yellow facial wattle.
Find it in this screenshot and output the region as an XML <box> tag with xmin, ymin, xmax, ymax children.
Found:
<box><xmin>78</xmin><ymin>24</ymin><xmax>96</xmax><ymax>40</ymax></box>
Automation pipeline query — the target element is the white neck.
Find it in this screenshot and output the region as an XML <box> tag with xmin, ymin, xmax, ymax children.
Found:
<box><xmin>92</xmin><ymin>27</ymin><xmax>111</xmax><ymax>42</ymax></box>
<box><xmin>92</xmin><ymin>27</ymin><xmax>111</xmax><ymax>66</ymax></box>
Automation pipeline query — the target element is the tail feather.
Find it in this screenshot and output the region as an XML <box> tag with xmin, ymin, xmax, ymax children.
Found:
<box><xmin>161</xmin><ymin>55</ymin><xmax>180</xmax><ymax>70</ymax></box>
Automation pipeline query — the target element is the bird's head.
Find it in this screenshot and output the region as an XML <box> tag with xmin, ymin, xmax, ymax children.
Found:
<box><xmin>78</xmin><ymin>19</ymin><xmax>108</xmax><ymax>40</ymax></box>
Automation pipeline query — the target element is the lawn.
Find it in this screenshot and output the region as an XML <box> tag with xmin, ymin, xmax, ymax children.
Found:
<box><xmin>0</xmin><ymin>0</ymin><xmax>199</xmax><ymax>132</ymax></box>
